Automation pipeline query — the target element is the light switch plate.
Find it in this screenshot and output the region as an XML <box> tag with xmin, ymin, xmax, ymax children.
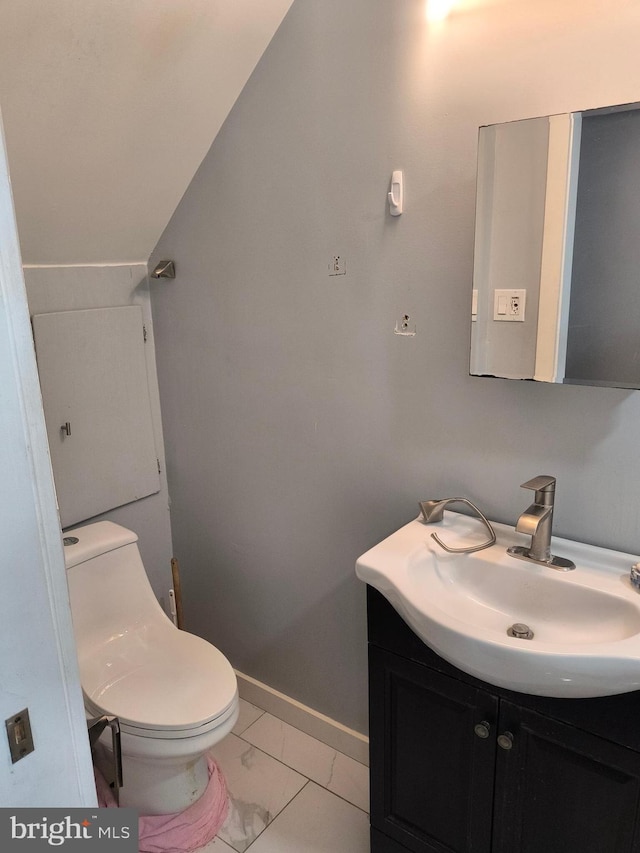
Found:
<box><xmin>493</xmin><ymin>289</ymin><xmax>526</xmax><ymax>322</ymax></box>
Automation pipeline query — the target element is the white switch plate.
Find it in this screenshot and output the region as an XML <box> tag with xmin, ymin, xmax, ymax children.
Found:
<box><xmin>493</xmin><ymin>289</ymin><xmax>526</xmax><ymax>322</ymax></box>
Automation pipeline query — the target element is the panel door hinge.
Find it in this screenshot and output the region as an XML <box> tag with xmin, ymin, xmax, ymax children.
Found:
<box><xmin>143</xmin><ymin>324</ymin><xmax>148</xmax><ymax>343</ymax></box>
<box><xmin>157</xmin><ymin>458</ymin><xmax>161</xmax><ymax>474</ymax></box>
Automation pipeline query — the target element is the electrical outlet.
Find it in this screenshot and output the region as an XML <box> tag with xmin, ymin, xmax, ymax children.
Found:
<box><xmin>328</xmin><ymin>255</ymin><xmax>346</xmax><ymax>276</ymax></box>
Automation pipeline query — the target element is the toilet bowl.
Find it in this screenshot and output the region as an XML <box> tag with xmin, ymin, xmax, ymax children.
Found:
<box><xmin>63</xmin><ymin>521</ymin><xmax>239</xmax><ymax>815</ymax></box>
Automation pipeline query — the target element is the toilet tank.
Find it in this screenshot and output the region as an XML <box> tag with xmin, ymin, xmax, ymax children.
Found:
<box><xmin>64</xmin><ymin>521</ymin><xmax>171</xmax><ymax>660</ymax></box>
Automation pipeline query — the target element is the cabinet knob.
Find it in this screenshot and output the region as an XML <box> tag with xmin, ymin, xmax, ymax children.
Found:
<box><xmin>474</xmin><ymin>721</ymin><xmax>491</xmax><ymax>739</ymax></box>
<box><xmin>498</xmin><ymin>731</ymin><xmax>514</xmax><ymax>750</ymax></box>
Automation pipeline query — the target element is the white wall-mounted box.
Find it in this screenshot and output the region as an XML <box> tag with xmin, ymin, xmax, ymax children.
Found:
<box><xmin>32</xmin><ymin>306</ymin><xmax>160</xmax><ymax>528</ymax></box>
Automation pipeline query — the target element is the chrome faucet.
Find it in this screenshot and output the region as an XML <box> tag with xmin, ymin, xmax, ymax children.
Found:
<box><xmin>507</xmin><ymin>475</ymin><xmax>575</xmax><ymax>571</ymax></box>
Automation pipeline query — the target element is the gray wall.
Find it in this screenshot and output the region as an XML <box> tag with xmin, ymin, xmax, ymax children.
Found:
<box><xmin>149</xmin><ymin>0</ymin><xmax>640</xmax><ymax>735</ymax></box>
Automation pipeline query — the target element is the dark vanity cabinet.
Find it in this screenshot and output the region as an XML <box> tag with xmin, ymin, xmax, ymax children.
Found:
<box><xmin>367</xmin><ymin>587</ymin><xmax>640</xmax><ymax>853</ymax></box>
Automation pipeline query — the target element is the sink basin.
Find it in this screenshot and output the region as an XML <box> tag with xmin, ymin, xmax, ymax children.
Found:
<box><xmin>356</xmin><ymin>511</ymin><xmax>640</xmax><ymax>698</ymax></box>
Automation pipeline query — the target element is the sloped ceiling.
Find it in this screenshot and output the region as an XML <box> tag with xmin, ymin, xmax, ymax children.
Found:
<box><xmin>0</xmin><ymin>0</ymin><xmax>293</xmax><ymax>265</ymax></box>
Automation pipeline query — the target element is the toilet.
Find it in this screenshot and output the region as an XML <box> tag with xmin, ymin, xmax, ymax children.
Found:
<box><xmin>63</xmin><ymin>521</ymin><xmax>239</xmax><ymax>815</ymax></box>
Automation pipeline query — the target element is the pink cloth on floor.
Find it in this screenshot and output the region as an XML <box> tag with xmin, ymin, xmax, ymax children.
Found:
<box><xmin>138</xmin><ymin>758</ymin><xmax>229</xmax><ymax>853</ymax></box>
<box><xmin>95</xmin><ymin>758</ymin><xmax>229</xmax><ymax>853</ymax></box>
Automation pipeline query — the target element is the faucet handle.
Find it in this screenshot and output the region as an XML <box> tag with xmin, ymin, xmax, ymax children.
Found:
<box><xmin>520</xmin><ymin>475</ymin><xmax>555</xmax><ymax>493</ymax></box>
<box><xmin>520</xmin><ymin>475</ymin><xmax>556</xmax><ymax>507</ymax></box>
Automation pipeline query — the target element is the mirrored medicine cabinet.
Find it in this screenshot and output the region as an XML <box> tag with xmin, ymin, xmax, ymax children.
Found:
<box><xmin>470</xmin><ymin>100</ymin><xmax>640</xmax><ymax>389</ymax></box>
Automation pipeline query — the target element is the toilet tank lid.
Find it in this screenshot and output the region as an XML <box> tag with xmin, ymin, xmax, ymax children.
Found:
<box><xmin>63</xmin><ymin>521</ymin><xmax>138</xmax><ymax>569</ymax></box>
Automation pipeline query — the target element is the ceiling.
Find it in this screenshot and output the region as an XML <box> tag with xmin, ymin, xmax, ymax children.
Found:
<box><xmin>0</xmin><ymin>0</ymin><xmax>294</xmax><ymax>265</ymax></box>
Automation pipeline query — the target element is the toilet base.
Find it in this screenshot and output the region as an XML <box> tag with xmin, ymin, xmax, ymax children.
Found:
<box><xmin>95</xmin><ymin>701</ymin><xmax>238</xmax><ymax>815</ymax></box>
<box><xmin>121</xmin><ymin>751</ymin><xmax>210</xmax><ymax>815</ymax></box>
<box><xmin>95</xmin><ymin>741</ymin><xmax>211</xmax><ymax>815</ymax></box>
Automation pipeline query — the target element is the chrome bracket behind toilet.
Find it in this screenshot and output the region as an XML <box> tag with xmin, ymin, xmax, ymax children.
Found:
<box><xmin>87</xmin><ymin>715</ymin><xmax>123</xmax><ymax>805</ymax></box>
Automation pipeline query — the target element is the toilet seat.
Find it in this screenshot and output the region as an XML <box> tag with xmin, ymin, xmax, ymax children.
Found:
<box><xmin>85</xmin><ymin>693</ymin><xmax>238</xmax><ymax>739</ymax></box>
<box><xmin>80</xmin><ymin>622</ymin><xmax>238</xmax><ymax>739</ymax></box>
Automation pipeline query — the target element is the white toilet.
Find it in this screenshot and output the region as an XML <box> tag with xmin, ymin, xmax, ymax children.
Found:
<box><xmin>63</xmin><ymin>521</ymin><xmax>239</xmax><ymax>815</ymax></box>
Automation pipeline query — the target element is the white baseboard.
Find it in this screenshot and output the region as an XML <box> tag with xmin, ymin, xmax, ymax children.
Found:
<box><xmin>235</xmin><ymin>670</ymin><xmax>369</xmax><ymax>767</ymax></box>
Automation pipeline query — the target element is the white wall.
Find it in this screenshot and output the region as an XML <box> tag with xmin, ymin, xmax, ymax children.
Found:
<box><xmin>149</xmin><ymin>0</ymin><xmax>640</xmax><ymax>735</ymax></box>
<box><xmin>24</xmin><ymin>264</ymin><xmax>174</xmax><ymax>603</ymax></box>
<box><xmin>0</xmin><ymin>117</ymin><xmax>95</xmax><ymax>806</ymax></box>
<box><xmin>0</xmin><ymin>0</ymin><xmax>293</xmax><ymax>264</ymax></box>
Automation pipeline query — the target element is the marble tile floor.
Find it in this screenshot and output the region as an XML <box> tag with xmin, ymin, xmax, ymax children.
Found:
<box><xmin>198</xmin><ymin>698</ymin><xmax>370</xmax><ymax>853</ymax></box>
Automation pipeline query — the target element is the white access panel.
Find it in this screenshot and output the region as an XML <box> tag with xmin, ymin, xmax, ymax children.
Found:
<box><xmin>32</xmin><ymin>306</ymin><xmax>160</xmax><ymax>528</ymax></box>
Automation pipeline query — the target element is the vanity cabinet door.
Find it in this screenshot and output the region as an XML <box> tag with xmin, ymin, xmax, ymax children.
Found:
<box><xmin>369</xmin><ymin>646</ymin><xmax>498</xmax><ymax>853</ymax></box>
<box><xmin>492</xmin><ymin>702</ymin><xmax>640</xmax><ymax>853</ymax></box>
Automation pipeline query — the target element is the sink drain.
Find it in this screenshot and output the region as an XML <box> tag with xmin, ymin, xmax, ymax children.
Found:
<box><xmin>507</xmin><ymin>622</ymin><xmax>534</xmax><ymax>640</ymax></box>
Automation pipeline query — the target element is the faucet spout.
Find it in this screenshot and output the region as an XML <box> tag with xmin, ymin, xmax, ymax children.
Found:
<box><xmin>515</xmin><ymin>503</ymin><xmax>552</xmax><ymax>561</ymax></box>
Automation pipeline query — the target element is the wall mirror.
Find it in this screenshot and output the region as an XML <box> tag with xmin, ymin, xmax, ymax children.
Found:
<box><xmin>470</xmin><ymin>101</ymin><xmax>640</xmax><ymax>388</ymax></box>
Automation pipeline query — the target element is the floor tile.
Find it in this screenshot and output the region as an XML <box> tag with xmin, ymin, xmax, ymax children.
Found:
<box><xmin>210</xmin><ymin>733</ymin><xmax>307</xmax><ymax>853</ymax></box>
<box><xmin>196</xmin><ymin>834</ymin><xmax>236</xmax><ymax>851</ymax></box>
<box><xmin>232</xmin><ymin>698</ymin><xmax>265</xmax><ymax>736</ymax></box>
<box><xmin>247</xmin><ymin>782</ymin><xmax>370</xmax><ymax>853</ymax></box>
<box><xmin>241</xmin><ymin>713</ymin><xmax>369</xmax><ymax>812</ymax></box>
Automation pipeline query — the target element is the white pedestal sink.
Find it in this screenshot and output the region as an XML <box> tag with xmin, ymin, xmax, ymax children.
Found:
<box><xmin>356</xmin><ymin>510</ymin><xmax>640</xmax><ymax>698</ymax></box>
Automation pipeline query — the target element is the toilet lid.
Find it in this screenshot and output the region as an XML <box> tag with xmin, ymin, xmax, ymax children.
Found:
<box><xmin>80</xmin><ymin>627</ymin><xmax>238</xmax><ymax>733</ymax></box>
